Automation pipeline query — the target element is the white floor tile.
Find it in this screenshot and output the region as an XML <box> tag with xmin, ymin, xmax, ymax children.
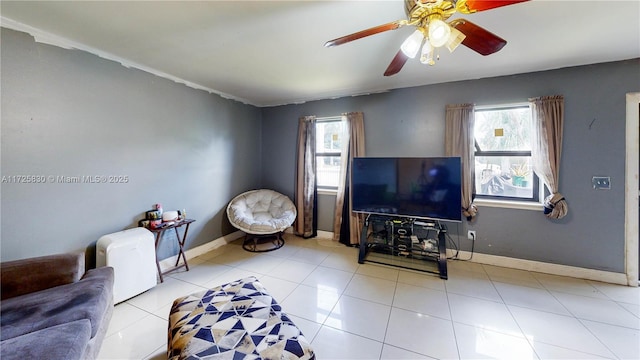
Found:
<box><xmin>482</xmin><ymin>264</ymin><xmax>544</xmax><ymax>289</ymax></box>
<box><xmin>98</xmin><ymin>314</ymin><xmax>167</xmax><ymax>360</ymax></box>
<box><xmin>448</xmin><ymin>293</ymin><xmax>523</xmax><ymax>335</ymax></box>
<box><xmin>588</xmin><ymin>280</ymin><xmax>640</xmax><ymax>305</ymax></box>
<box><xmin>393</xmin><ymin>282</ymin><xmax>451</xmax><ymax>320</ymax></box>
<box><xmin>385</xmin><ymin>307</ymin><xmax>459</xmax><ymax>359</ymax></box>
<box><xmin>493</xmin><ymin>282</ymin><xmax>571</xmax><ymax>316</ymax></box>
<box><xmin>143</xmin><ymin>345</ymin><xmax>167</xmax><ymax>360</ymax></box>
<box><xmin>320</xmin><ymin>251</ymin><xmax>360</xmax><ymax>273</ymax></box>
<box><xmin>532</xmin><ymin>273</ymin><xmax>609</xmax><ymax>299</ymax></box>
<box><xmin>302</xmin><ymin>265</ymin><xmax>355</xmax><ymax>294</ymax></box>
<box><xmin>453</xmin><ymin>322</ymin><xmax>538</xmax><ymax>360</ymax></box>
<box><xmin>267</xmin><ymin>259</ymin><xmax>318</xmax><ymax>283</ymax></box>
<box><xmin>288</xmin><ymin>246</ymin><xmax>330</xmax><ymax>265</ymax></box>
<box><xmin>380</xmin><ymin>344</ymin><xmax>432</xmax><ymax>359</ymax></box>
<box><xmin>581</xmin><ymin>319</ymin><xmax>640</xmax><ymax>360</ymax></box>
<box><xmin>397</xmin><ymin>269</ymin><xmax>446</xmax><ymax>291</ymax></box>
<box><xmin>266</xmin><ymin>242</ymin><xmax>303</xmax><ymax>258</ymax></box>
<box><xmin>286</xmin><ymin>314</ymin><xmax>323</xmax><ymax>343</ymax></box>
<box><xmin>329</xmin><ymin>244</ymin><xmax>360</xmax><ymax>256</ymax></box>
<box><xmin>618</xmin><ymin>301</ymin><xmax>640</xmax><ymax>318</ymax></box>
<box><xmin>311</xmin><ymin>326</ymin><xmax>383</xmax><ymax>359</ymax></box>
<box><xmin>357</xmin><ymin>263</ymin><xmax>400</xmax><ymax>281</ymax></box>
<box><xmin>508</xmin><ymin>306</ymin><xmax>616</xmax><ymax>358</ymax></box>
<box><xmin>126</xmin><ymin>277</ymin><xmax>205</xmax><ymax>313</ymax></box>
<box><xmin>344</xmin><ymin>274</ymin><xmax>397</xmax><ymax>305</ymax></box>
<box><xmin>552</xmin><ymin>291</ymin><xmax>640</xmax><ymax>329</ymax></box>
<box><xmin>202</xmin><ymin>267</ymin><xmax>262</xmax><ymax>288</ymax></box>
<box><xmin>107</xmin><ymin>302</ymin><xmax>151</xmax><ymax>337</ymax></box>
<box><xmin>324</xmin><ymin>294</ymin><xmax>391</xmax><ymax>341</ymax></box>
<box><xmin>165</xmin><ymin>260</ymin><xmax>233</xmax><ymax>287</ymax></box>
<box><xmin>257</xmin><ymin>275</ymin><xmax>299</xmax><ymax>303</ymax></box>
<box><xmin>445</xmin><ymin>275</ymin><xmax>502</xmax><ymax>302</ymax></box>
<box><xmin>279</xmin><ymin>284</ymin><xmax>341</xmax><ymax>323</ymax></box>
<box><xmin>207</xmin><ymin>246</ymin><xmax>257</xmax><ymax>267</ymax></box>
<box><xmin>151</xmin><ymin>302</ymin><xmax>173</xmax><ymax>321</ymax></box>
<box><xmin>234</xmin><ymin>253</ymin><xmax>286</xmax><ymax>274</ymax></box>
<box><xmin>529</xmin><ymin>341</ymin><xmax>612</xmax><ymax>359</ymax></box>
<box><xmin>447</xmin><ymin>260</ymin><xmax>489</xmax><ymax>277</ymax></box>
<box><xmin>96</xmin><ymin>239</ymin><xmax>637</xmax><ymax>360</ymax></box>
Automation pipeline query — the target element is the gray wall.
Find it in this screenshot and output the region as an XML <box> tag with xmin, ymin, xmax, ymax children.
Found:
<box><xmin>1</xmin><ymin>29</ymin><xmax>263</xmax><ymax>265</ymax></box>
<box><xmin>3</xmin><ymin>26</ymin><xmax>638</xmax><ymax>274</ymax></box>
<box><xmin>261</xmin><ymin>59</ymin><xmax>640</xmax><ymax>273</ymax></box>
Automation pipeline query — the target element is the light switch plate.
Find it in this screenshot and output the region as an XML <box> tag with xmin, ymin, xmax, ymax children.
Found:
<box><xmin>592</xmin><ymin>176</ymin><xmax>611</xmax><ymax>190</ymax></box>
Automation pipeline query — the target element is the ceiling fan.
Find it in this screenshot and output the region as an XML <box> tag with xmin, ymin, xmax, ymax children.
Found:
<box><xmin>324</xmin><ymin>0</ymin><xmax>529</xmax><ymax>76</ymax></box>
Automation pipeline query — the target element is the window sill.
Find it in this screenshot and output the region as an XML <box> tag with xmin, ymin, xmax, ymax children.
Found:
<box><xmin>474</xmin><ymin>198</ymin><xmax>543</xmax><ymax>211</ymax></box>
<box><xmin>318</xmin><ymin>188</ymin><xmax>338</xmax><ymax>196</ymax></box>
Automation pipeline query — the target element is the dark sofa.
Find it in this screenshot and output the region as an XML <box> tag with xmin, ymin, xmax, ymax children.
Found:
<box><xmin>1</xmin><ymin>252</ymin><xmax>114</xmax><ymax>360</ymax></box>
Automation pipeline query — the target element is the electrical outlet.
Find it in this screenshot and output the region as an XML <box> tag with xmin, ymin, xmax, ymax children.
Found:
<box><xmin>592</xmin><ymin>176</ymin><xmax>611</xmax><ymax>190</ymax></box>
<box><xmin>467</xmin><ymin>230</ymin><xmax>476</xmax><ymax>241</ymax></box>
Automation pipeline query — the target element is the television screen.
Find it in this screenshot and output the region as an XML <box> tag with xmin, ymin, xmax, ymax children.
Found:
<box><xmin>352</xmin><ymin>157</ymin><xmax>462</xmax><ymax>222</ymax></box>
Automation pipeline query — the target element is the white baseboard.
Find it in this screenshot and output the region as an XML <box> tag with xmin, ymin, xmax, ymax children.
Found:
<box><xmin>161</xmin><ymin>230</ymin><xmax>628</xmax><ymax>285</ymax></box>
<box><xmin>451</xmin><ymin>250</ymin><xmax>629</xmax><ymax>285</ymax></box>
<box><xmin>316</xmin><ymin>230</ymin><xmax>334</xmax><ymax>239</ymax></box>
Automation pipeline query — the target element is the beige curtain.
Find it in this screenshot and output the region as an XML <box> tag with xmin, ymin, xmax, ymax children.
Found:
<box><xmin>530</xmin><ymin>95</ymin><xmax>568</xmax><ymax>219</ymax></box>
<box><xmin>333</xmin><ymin>112</ymin><xmax>366</xmax><ymax>245</ymax></box>
<box><xmin>445</xmin><ymin>103</ymin><xmax>477</xmax><ymax>221</ymax></box>
<box><xmin>294</xmin><ymin>116</ymin><xmax>317</xmax><ymax>238</ymax></box>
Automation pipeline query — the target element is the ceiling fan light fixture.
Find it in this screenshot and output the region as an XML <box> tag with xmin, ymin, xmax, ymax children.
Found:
<box><xmin>400</xmin><ymin>29</ymin><xmax>425</xmax><ymax>58</ymax></box>
<box><xmin>445</xmin><ymin>26</ymin><xmax>466</xmax><ymax>52</ymax></box>
<box><xmin>420</xmin><ymin>42</ymin><xmax>435</xmax><ymax>65</ymax></box>
<box><xmin>428</xmin><ymin>18</ymin><xmax>451</xmax><ymax>48</ymax></box>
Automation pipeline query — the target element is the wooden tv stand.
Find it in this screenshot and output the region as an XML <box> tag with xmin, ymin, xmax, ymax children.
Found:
<box><xmin>358</xmin><ymin>214</ymin><xmax>448</xmax><ymax>279</ymax></box>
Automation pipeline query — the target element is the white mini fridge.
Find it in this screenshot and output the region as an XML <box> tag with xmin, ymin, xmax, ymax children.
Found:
<box><xmin>97</xmin><ymin>227</ymin><xmax>157</xmax><ymax>304</ymax></box>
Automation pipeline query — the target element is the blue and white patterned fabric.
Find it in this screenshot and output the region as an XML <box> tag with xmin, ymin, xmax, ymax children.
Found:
<box><xmin>168</xmin><ymin>276</ymin><xmax>314</xmax><ymax>360</ymax></box>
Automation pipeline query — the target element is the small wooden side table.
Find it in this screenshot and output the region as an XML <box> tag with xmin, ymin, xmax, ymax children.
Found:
<box><xmin>149</xmin><ymin>219</ymin><xmax>194</xmax><ymax>282</ymax></box>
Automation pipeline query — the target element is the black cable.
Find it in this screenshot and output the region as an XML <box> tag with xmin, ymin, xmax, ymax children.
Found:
<box><xmin>465</xmin><ymin>231</ymin><xmax>475</xmax><ymax>261</ymax></box>
<box><xmin>446</xmin><ymin>231</ymin><xmax>459</xmax><ymax>260</ymax></box>
<box><xmin>446</xmin><ymin>222</ymin><xmax>476</xmax><ymax>261</ymax></box>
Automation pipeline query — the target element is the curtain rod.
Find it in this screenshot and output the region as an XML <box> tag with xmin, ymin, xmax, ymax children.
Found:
<box><xmin>475</xmin><ymin>102</ymin><xmax>530</xmax><ymax>111</ymax></box>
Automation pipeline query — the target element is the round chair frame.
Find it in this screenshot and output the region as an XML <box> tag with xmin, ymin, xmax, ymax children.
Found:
<box><xmin>241</xmin><ymin>232</ymin><xmax>285</xmax><ymax>253</ymax></box>
<box><xmin>226</xmin><ymin>189</ymin><xmax>296</xmax><ymax>253</ymax></box>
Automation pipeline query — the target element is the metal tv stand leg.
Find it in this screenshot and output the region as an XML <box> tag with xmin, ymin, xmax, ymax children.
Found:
<box><xmin>358</xmin><ymin>216</ymin><xmax>370</xmax><ymax>264</ymax></box>
<box><xmin>437</xmin><ymin>224</ymin><xmax>448</xmax><ymax>280</ymax></box>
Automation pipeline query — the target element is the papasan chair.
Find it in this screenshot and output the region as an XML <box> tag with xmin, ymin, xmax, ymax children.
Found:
<box><xmin>226</xmin><ymin>189</ymin><xmax>297</xmax><ymax>252</ymax></box>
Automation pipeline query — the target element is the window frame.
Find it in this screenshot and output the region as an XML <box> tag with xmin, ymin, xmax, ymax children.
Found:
<box><xmin>315</xmin><ymin>116</ymin><xmax>344</xmax><ymax>191</ymax></box>
<box><xmin>473</xmin><ymin>104</ymin><xmax>541</xmax><ymax>203</ymax></box>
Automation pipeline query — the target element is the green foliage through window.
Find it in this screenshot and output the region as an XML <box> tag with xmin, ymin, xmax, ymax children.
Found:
<box><xmin>474</xmin><ymin>105</ymin><xmax>539</xmax><ymax>202</ymax></box>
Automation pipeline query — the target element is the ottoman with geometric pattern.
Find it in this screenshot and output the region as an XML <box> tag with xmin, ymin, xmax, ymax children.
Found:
<box><xmin>168</xmin><ymin>276</ymin><xmax>315</xmax><ymax>359</ymax></box>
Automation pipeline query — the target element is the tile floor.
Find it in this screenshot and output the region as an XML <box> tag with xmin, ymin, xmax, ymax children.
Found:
<box><xmin>98</xmin><ymin>234</ymin><xmax>640</xmax><ymax>360</ymax></box>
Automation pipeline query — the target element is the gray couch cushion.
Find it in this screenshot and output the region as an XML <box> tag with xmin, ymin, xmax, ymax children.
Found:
<box><xmin>0</xmin><ymin>266</ymin><xmax>113</xmax><ymax>341</ymax></box>
<box><xmin>1</xmin><ymin>252</ymin><xmax>85</xmax><ymax>300</ymax></box>
<box><xmin>0</xmin><ymin>319</ymin><xmax>91</xmax><ymax>360</ymax></box>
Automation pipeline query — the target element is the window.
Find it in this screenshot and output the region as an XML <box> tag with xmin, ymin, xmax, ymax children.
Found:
<box><xmin>474</xmin><ymin>105</ymin><xmax>540</xmax><ymax>202</ymax></box>
<box><xmin>316</xmin><ymin>117</ymin><xmax>344</xmax><ymax>189</ymax></box>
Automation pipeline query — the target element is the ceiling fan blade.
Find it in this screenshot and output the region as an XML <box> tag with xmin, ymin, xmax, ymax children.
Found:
<box><xmin>450</xmin><ymin>19</ymin><xmax>507</xmax><ymax>56</ymax></box>
<box><xmin>456</xmin><ymin>0</ymin><xmax>529</xmax><ymax>14</ymax></box>
<box><xmin>384</xmin><ymin>50</ymin><xmax>410</xmax><ymax>77</ymax></box>
<box><xmin>325</xmin><ymin>20</ymin><xmax>406</xmax><ymax>47</ymax></box>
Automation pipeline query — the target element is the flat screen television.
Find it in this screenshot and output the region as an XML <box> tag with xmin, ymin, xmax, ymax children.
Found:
<box><xmin>352</xmin><ymin>157</ymin><xmax>462</xmax><ymax>222</ymax></box>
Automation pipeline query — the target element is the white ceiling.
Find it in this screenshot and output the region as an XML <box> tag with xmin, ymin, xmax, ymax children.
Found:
<box><xmin>1</xmin><ymin>1</ymin><xmax>639</xmax><ymax>107</ymax></box>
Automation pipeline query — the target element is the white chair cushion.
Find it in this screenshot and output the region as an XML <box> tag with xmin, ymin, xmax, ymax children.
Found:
<box><xmin>227</xmin><ymin>189</ymin><xmax>297</xmax><ymax>235</ymax></box>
